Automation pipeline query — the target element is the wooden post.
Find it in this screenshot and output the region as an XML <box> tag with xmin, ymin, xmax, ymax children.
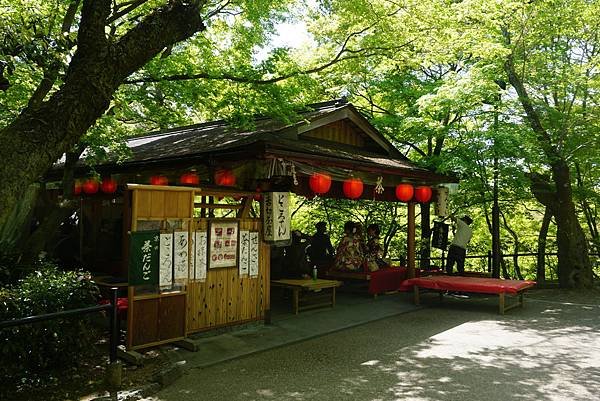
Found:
<box><xmin>408</xmin><ymin>202</ymin><xmax>416</xmax><ymax>279</ymax></box>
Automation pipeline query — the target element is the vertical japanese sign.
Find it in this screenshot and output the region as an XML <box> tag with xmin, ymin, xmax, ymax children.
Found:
<box><xmin>249</xmin><ymin>232</ymin><xmax>259</xmax><ymax>277</ymax></box>
<box><xmin>263</xmin><ymin>193</ymin><xmax>274</xmax><ymax>241</ymax></box>
<box><xmin>194</xmin><ymin>231</ymin><xmax>208</xmax><ymax>281</ymax></box>
<box><xmin>129</xmin><ymin>230</ymin><xmax>159</xmax><ymax>286</ymax></box>
<box><xmin>238</xmin><ymin>230</ymin><xmax>250</xmax><ymax>276</ymax></box>
<box><xmin>209</xmin><ymin>221</ymin><xmax>238</xmax><ymax>268</ymax></box>
<box><xmin>263</xmin><ymin>192</ymin><xmax>290</xmax><ymax>242</ymax></box>
<box><xmin>159</xmin><ymin>233</ymin><xmax>174</xmax><ymax>287</ymax></box>
<box><xmin>174</xmin><ymin>231</ymin><xmax>189</xmax><ymax>280</ymax></box>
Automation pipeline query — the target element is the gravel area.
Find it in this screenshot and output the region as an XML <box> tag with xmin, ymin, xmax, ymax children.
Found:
<box><xmin>146</xmin><ymin>288</ymin><xmax>600</xmax><ymax>401</ymax></box>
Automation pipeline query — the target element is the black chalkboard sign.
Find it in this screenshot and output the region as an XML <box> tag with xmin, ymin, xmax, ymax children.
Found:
<box><xmin>432</xmin><ymin>221</ymin><xmax>449</xmax><ymax>250</ymax></box>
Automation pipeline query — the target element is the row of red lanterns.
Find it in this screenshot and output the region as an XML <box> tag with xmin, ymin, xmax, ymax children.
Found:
<box><xmin>308</xmin><ymin>172</ymin><xmax>432</xmax><ymax>202</ymax></box>
<box><xmin>148</xmin><ymin>169</ymin><xmax>235</xmax><ymax>187</ymax></box>
<box><xmin>73</xmin><ymin>178</ymin><xmax>118</xmax><ymax>195</ymax></box>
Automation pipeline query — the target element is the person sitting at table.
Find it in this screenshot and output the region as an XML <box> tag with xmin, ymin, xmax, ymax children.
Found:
<box><xmin>282</xmin><ymin>230</ymin><xmax>312</xmax><ymax>278</ymax></box>
<box><xmin>365</xmin><ymin>223</ymin><xmax>390</xmax><ymax>271</ymax></box>
<box><xmin>333</xmin><ymin>221</ymin><xmax>364</xmax><ymax>271</ymax></box>
<box><xmin>308</xmin><ymin>221</ymin><xmax>335</xmax><ymax>267</ymax></box>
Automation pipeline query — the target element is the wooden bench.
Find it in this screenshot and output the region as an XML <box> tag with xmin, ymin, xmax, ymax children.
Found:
<box><xmin>271</xmin><ymin>278</ymin><xmax>342</xmax><ymax>314</ymax></box>
<box><xmin>404</xmin><ymin>275</ymin><xmax>536</xmax><ymax>314</ymax></box>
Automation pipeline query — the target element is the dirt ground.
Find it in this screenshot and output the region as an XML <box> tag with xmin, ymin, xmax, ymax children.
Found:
<box><xmin>5</xmin><ymin>344</ymin><xmax>169</xmax><ymax>401</ymax></box>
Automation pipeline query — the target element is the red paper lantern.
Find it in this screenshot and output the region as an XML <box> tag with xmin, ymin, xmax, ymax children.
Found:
<box><xmin>309</xmin><ymin>173</ymin><xmax>332</xmax><ymax>195</ymax></box>
<box><xmin>253</xmin><ymin>188</ymin><xmax>262</xmax><ymax>201</ymax></box>
<box><xmin>414</xmin><ymin>186</ymin><xmax>433</xmax><ymax>203</ymax></box>
<box><xmin>395</xmin><ymin>183</ymin><xmax>414</xmax><ymax>202</ymax></box>
<box><xmin>215</xmin><ymin>169</ymin><xmax>236</xmax><ymax>186</ymax></box>
<box><xmin>180</xmin><ymin>171</ymin><xmax>199</xmax><ymax>186</ymax></box>
<box><xmin>150</xmin><ymin>175</ymin><xmax>168</xmax><ymax>185</ymax></box>
<box><xmin>73</xmin><ymin>181</ymin><xmax>82</xmax><ymax>196</ymax></box>
<box><xmin>101</xmin><ymin>177</ymin><xmax>118</xmax><ymax>194</ymax></box>
<box><xmin>82</xmin><ymin>179</ymin><xmax>99</xmax><ymax>195</ymax></box>
<box><xmin>343</xmin><ymin>177</ymin><xmax>363</xmax><ymax>199</ymax></box>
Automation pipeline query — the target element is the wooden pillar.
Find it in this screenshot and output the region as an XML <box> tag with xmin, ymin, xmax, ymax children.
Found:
<box><xmin>408</xmin><ymin>202</ymin><xmax>416</xmax><ymax>279</ymax></box>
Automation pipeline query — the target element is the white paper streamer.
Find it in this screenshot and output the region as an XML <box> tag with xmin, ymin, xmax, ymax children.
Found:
<box><xmin>159</xmin><ymin>233</ymin><xmax>173</xmax><ymax>287</ymax></box>
<box><xmin>249</xmin><ymin>232</ymin><xmax>259</xmax><ymax>277</ymax></box>
<box><xmin>238</xmin><ymin>230</ymin><xmax>250</xmax><ymax>276</ymax></box>
<box><xmin>194</xmin><ymin>231</ymin><xmax>207</xmax><ymax>281</ymax></box>
<box><xmin>174</xmin><ymin>231</ymin><xmax>189</xmax><ymax>280</ymax></box>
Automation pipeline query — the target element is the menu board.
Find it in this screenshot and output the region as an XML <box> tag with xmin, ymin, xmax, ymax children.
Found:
<box><xmin>194</xmin><ymin>231</ymin><xmax>208</xmax><ymax>281</ymax></box>
<box><xmin>249</xmin><ymin>232</ymin><xmax>259</xmax><ymax>277</ymax></box>
<box><xmin>174</xmin><ymin>231</ymin><xmax>189</xmax><ymax>280</ymax></box>
<box><xmin>238</xmin><ymin>230</ymin><xmax>250</xmax><ymax>276</ymax></box>
<box><xmin>209</xmin><ymin>221</ymin><xmax>238</xmax><ymax>269</ymax></box>
<box><xmin>159</xmin><ymin>233</ymin><xmax>174</xmax><ymax>286</ymax></box>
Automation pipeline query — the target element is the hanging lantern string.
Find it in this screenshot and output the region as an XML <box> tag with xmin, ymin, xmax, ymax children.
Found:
<box><xmin>375</xmin><ymin>176</ymin><xmax>384</xmax><ymax>194</ymax></box>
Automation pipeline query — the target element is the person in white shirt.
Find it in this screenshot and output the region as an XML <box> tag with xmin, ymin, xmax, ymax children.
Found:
<box><xmin>445</xmin><ymin>215</ymin><xmax>473</xmax><ymax>275</ymax></box>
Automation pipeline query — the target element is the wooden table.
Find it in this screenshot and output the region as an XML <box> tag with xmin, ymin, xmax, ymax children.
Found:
<box><xmin>271</xmin><ymin>278</ymin><xmax>342</xmax><ymax>315</ymax></box>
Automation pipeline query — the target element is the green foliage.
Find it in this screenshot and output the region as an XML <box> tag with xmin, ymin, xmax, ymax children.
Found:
<box><xmin>0</xmin><ymin>262</ymin><xmax>101</xmax><ymax>390</ymax></box>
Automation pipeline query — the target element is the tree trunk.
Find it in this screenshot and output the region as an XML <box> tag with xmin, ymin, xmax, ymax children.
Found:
<box><xmin>501</xmin><ymin>211</ymin><xmax>523</xmax><ymax>280</ymax></box>
<box><xmin>0</xmin><ymin>1</ymin><xmax>204</xmax><ymax>252</ymax></box>
<box><xmin>552</xmin><ymin>159</ymin><xmax>593</xmax><ymax>287</ymax></box>
<box><xmin>505</xmin><ymin>56</ymin><xmax>593</xmax><ymax>288</ymax></box>
<box><xmin>536</xmin><ymin>207</ymin><xmax>552</xmax><ymax>285</ymax></box>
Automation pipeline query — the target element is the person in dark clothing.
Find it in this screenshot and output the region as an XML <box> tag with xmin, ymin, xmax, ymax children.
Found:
<box><xmin>365</xmin><ymin>223</ymin><xmax>389</xmax><ymax>271</ymax></box>
<box><xmin>308</xmin><ymin>221</ymin><xmax>335</xmax><ymax>266</ymax></box>
<box><xmin>282</xmin><ymin>230</ymin><xmax>311</xmax><ymax>278</ymax></box>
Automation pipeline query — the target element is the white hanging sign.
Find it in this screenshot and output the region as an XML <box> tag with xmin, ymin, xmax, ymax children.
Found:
<box><xmin>263</xmin><ymin>192</ymin><xmax>290</xmax><ymax>242</ymax></box>
<box><xmin>249</xmin><ymin>232</ymin><xmax>259</xmax><ymax>277</ymax></box>
<box><xmin>174</xmin><ymin>231</ymin><xmax>189</xmax><ymax>280</ymax></box>
<box><xmin>239</xmin><ymin>230</ymin><xmax>250</xmax><ymax>276</ymax></box>
<box><xmin>194</xmin><ymin>231</ymin><xmax>208</xmax><ymax>281</ymax></box>
<box><xmin>159</xmin><ymin>233</ymin><xmax>173</xmax><ymax>287</ymax></box>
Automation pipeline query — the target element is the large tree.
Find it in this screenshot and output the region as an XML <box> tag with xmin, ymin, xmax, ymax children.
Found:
<box><xmin>0</xmin><ymin>0</ymin><xmax>318</xmax><ymax>252</ymax></box>
<box><xmin>305</xmin><ymin>0</ymin><xmax>598</xmax><ymax>287</ymax></box>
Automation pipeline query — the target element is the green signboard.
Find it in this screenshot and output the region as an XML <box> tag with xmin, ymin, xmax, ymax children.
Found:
<box><xmin>129</xmin><ymin>230</ymin><xmax>159</xmax><ymax>286</ymax></box>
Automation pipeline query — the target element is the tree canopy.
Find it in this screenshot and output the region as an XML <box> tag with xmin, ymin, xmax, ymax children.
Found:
<box><xmin>0</xmin><ymin>0</ymin><xmax>598</xmax><ymax>287</ymax></box>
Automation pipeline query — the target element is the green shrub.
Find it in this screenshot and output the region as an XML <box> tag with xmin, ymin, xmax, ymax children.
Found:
<box><xmin>0</xmin><ymin>262</ymin><xmax>100</xmax><ymax>388</ymax></box>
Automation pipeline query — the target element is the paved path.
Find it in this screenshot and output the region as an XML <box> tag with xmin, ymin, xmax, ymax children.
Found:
<box><xmin>147</xmin><ymin>291</ymin><xmax>600</xmax><ymax>401</ymax></box>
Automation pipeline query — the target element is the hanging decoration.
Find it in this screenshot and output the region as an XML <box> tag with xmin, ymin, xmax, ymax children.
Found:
<box><xmin>150</xmin><ymin>175</ymin><xmax>168</xmax><ymax>186</ymax></box>
<box><xmin>414</xmin><ymin>186</ymin><xmax>433</xmax><ymax>203</ymax></box>
<box><xmin>82</xmin><ymin>178</ymin><xmax>99</xmax><ymax>194</ymax></box>
<box><xmin>215</xmin><ymin>169</ymin><xmax>236</xmax><ymax>186</ymax></box>
<box><xmin>180</xmin><ymin>171</ymin><xmax>200</xmax><ymax>186</ymax></box>
<box><xmin>395</xmin><ymin>183</ymin><xmax>414</xmax><ymax>202</ymax></box>
<box><xmin>374</xmin><ymin>176</ymin><xmax>384</xmax><ymax>195</ymax></box>
<box><xmin>343</xmin><ymin>177</ymin><xmax>363</xmax><ymax>199</ymax></box>
<box><xmin>290</xmin><ymin>163</ymin><xmax>298</xmax><ymax>186</ymax></box>
<box><xmin>253</xmin><ymin>187</ymin><xmax>262</xmax><ymax>201</ymax></box>
<box><xmin>101</xmin><ymin>177</ymin><xmax>118</xmax><ymax>194</ymax></box>
<box><xmin>309</xmin><ymin>173</ymin><xmax>332</xmax><ymax>195</ymax></box>
<box><xmin>73</xmin><ymin>181</ymin><xmax>82</xmax><ymax>196</ymax></box>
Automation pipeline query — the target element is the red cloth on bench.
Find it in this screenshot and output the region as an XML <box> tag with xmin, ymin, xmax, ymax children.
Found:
<box><xmin>404</xmin><ymin>276</ymin><xmax>535</xmax><ymax>295</ymax></box>
<box><xmin>368</xmin><ymin>267</ymin><xmax>408</xmax><ymax>295</ymax></box>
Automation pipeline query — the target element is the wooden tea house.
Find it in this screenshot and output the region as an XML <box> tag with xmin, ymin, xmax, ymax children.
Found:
<box><xmin>52</xmin><ymin>98</ymin><xmax>455</xmax><ymax>350</ymax></box>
